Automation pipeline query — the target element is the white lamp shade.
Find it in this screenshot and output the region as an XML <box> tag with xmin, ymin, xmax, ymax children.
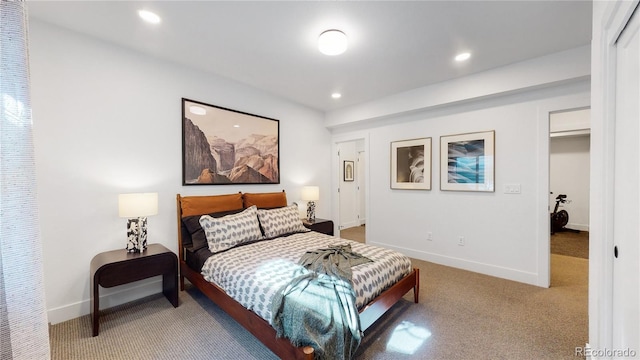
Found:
<box><xmin>118</xmin><ymin>193</ymin><xmax>158</xmax><ymax>218</ymax></box>
<box><xmin>301</xmin><ymin>186</ymin><xmax>320</xmax><ymax>201</ymax></box>
<box><xmin>318</xmin><ymin>29</ymin><xmax>348</xmax><ymax>56</ymax></box>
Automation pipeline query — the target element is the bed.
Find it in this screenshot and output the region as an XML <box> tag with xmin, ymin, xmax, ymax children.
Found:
<box><xmin>176</xmin><ymin>191</ymin><xmax>419</xmax><ymax>359</ymax></box>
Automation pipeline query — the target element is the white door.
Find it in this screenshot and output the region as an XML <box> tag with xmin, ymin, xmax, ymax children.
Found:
<box><xmin>338</xmin><ymin>141</ymin><xmax>358</xmax><ymax>229</ymax></box>
<box><xmin>357</xmin><ymin>151</ymin><xmax>366</xmax><ymax>225</ymax></box>
<box><xmin>612</xmin><ymin>6</ymin><xmax>640</xmax><ymax>353</ymax></box>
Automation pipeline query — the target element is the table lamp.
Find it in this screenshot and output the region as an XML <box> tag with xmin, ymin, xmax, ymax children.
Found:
<box><xmin>301</xmin><ymin>186</ymin><xmax>319</xmax><ymax>221</ymax></box>
<box><xmin>118</xmin><ymin>192</ymin><xmax>158</xmax><ymax>252</ymax></box>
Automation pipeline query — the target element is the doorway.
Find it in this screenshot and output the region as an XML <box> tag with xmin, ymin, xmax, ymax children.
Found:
<box><xmin>337</xmin><ymin>139</ymin><xmax>366</xmax><ymax>242</ymax></box>
<box><xmin>548</xmin><ymin>109</ymin><xmax>590</xmax><ymax>299</ymax></box>
<box><xmin>549</xmin><ymin>108</ymin><xmax>591</xmax><ymax>263</ymax></box>
<box><xmin>546</xmin><ymin>107</ymin><xmax>590</xmax><ymax>351</ymax></box>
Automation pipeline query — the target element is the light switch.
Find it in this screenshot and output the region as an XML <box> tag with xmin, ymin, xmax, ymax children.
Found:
<box><xmin>504</xmin><ymin>184</ymin><xmax>521</xmax><ymax>194</ymax></box>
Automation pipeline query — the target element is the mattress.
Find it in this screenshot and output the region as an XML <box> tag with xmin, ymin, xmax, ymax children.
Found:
<box><xmin>201</xmin><ymin>231</ymin><xmax>412</xmax><ymax>325</ymax></box>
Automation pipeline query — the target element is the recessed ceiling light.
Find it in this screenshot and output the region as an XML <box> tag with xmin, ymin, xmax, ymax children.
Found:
<box><xmin>331</xmin><ymin>93</ymin><xmax>342</xmax><ymax>99</ymax></box>
<box><xmin>138</xmin><ymin>9</ymin><xmax>161</xmax><ymax>24</ymax></box>
<box><xmin>189</xmin><ymin>105</ymin><xmax>206</xmax><ymax>115</ymax></box>
<box><xmin>233</xmin><ymin>124</ymin><xmax>240</xmax><ymax>128</ymax></box>
<box><xmin>318</xmin><ymin>30</ymin><xmax>348</xmax><ymax>56</ymax></box>
<box><xmin>455</xmin><ymin>52</ymin><xmax>471</xmax><ymax>62</ymax></box>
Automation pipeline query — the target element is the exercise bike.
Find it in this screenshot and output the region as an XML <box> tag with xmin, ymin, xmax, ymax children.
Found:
<box><xmin>550</xmin><ymin>194</ymin><xmax>580</xmax><ymax>234</ymax></box>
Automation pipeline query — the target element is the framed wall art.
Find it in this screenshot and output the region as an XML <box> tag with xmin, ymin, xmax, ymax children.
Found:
<box><xmin>390</xmin><ymin>137</ymin><xmax>431</xmax><ymax>190</ymax></box>
<box><xmin>182</xmin><ymin>98</ymin><xmax>280</xmax><ymax>185</ymax></box>
<box><xmin>343</xmin><ymin>161</ymin><xmax>354</xmax><ymax>182</ymax></box>
<box><xmin>440</xmin><ymin>130</ymin><xmax>494</xmax><ymax>192</ymax></box>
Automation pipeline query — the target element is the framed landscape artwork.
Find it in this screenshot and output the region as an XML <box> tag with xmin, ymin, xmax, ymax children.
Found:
<box><xmin>390</xmin><ymin>137</ymin><xmax>431</xmax><ymax>190</ymax></box>
<box><xmin>182</xmin><ymin>98</ymin><xmax>280</xmax><ymax>185</ymax></box>
<box><xmin>440</xmin><ymin>130</ymin><xmax>494</xmax><ymax>192</ymax></box>
<box><xmin>344</xmin><ymin>161</ymin><xmax>354</xmax><ymax>182</ymax></box>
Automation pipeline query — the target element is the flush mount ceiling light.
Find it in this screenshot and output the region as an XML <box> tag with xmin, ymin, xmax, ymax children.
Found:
<box><xmin>331</xmin><ymin>93</ymin><xmax>342</xmax><ymax>99</ymax></box>
<box><xmin>455</xmin><ymin>52</ymin><xmax>471</xmax><ymax>62</ymax></box>
<box><xmin>138</xmin><ymin>9</ymin><xmax>161</xmax><ymax>24</ymax></box>
<box><xmin>318</xmin><ymin>30</ymin><xmax>348</xmax><ymax>56</ymax></box>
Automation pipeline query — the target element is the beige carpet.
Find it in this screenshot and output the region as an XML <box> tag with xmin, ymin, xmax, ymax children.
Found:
<box><xmin>49</xmin><ymin>287</ymin><xmax>276</xmax><ymax>360</ymax></box>
<box><xmin>551</xmin><ymin>231</ymin><xmax>589</xmax><ymax>259</ymax></box>
<box><xmin>340</xmin><ymin>224</ymin><xmax>366</xmax><ymax>243</ymax></box>
<box><xmin>343</xmin><ymin>224</ymin><xmax>588</xmax><ymax>359</ymax></box>
<box><xmin>357</xmin><ymin>254</ymin><xmax>587</xmax><ymax>359</ymax></box>
<box><xmin>50</xmin><ymin>228</ymin><xmax>587</xmax><ymax>359</ymax></box>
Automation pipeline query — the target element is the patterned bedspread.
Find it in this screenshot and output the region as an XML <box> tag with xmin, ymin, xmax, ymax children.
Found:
<box><xmin>201</xmin><ymin>231</ymin><xmax>412</xmax><ymax>325</ymax></box>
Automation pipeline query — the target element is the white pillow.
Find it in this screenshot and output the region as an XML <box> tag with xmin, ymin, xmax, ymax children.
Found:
<box><xmin>257</xmin><ymin>204</ymin><xmax>310</xmax><ymax>238</ymax></box>
<box><xmin>199</xmin><ymin>205</ymin><xmax>263</xmax><ymax>253</ymax></box>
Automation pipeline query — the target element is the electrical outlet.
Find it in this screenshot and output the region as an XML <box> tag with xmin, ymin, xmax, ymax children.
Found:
<box><xmin>427</xmin><ymin>232</ymin><xmax>433</xmax><ymax>241</ymax></box>
<box><xmin>458</xmin><ymin>236</ymin><xmax>465</xmax><ymax>246</ymax></box>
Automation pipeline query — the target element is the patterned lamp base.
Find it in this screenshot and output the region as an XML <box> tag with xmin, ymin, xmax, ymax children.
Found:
<box><xmin>125</xmin><ymin>217</ymin><xmax>148</xmax><ymax>253</ymax></box>
<box><xmin>306</xmin><ymin>201</ymin><xmax>316</xmax><ymax>221</ymax></box>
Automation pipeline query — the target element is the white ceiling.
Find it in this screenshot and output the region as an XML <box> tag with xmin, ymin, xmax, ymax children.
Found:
<box><xmin>27</xmin><ymin>1</ymin><xmax>593</xmax><ymax>112</ymax></box>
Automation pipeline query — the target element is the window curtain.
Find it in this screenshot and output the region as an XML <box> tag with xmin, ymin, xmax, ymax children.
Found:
<box><xmin>1</xmin><ymin>1</ymin><xmax>51</xmax><ymax>359</ymax></box>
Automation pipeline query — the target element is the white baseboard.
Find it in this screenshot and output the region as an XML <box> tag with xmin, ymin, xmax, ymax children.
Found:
<box><xmin>369</xmin><ymin>241</ymin><xmax>542</xmax><ymax>287</ymax></box>
<box><xmin>47</xmin><ymin>277</ymin><xmax>163</xmax><ymax>325</ymax></box>
<box><xmin>567</xmin><ymin>223</ymin><xmax>589</xmax><ymax>232</ymax></box>
<box><xmin>339</xmin><ymin>220</ymin><xmax>359</xmax><ymax>230</ymax></box>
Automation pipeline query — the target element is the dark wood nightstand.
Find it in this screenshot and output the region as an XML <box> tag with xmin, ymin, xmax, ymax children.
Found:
<box><xmin>90</xmin><ymin>243</ymin><xmax>178</xmax><ymax>336</ymax></box>
<box><xmin>303</xmin><ymin>218</ymin><xmax>334</xmax><ymax>236</ymax></box>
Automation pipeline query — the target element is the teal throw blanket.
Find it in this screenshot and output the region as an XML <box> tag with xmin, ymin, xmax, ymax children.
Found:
<box><xmin>271</xmin><ymin>244</ymin><xmax>371</xmax><ymax>360</ymax></box>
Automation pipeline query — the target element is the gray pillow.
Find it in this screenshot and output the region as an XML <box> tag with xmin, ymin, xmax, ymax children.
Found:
<box><xmin>257</xmin><ymin>204</ymin><xmax>310</xmax><ymax>239</ymax></box>
<box><xmin>199</xmin><ymin>206</ymin><xmax>264</xmax><ymax>253</ymax></box>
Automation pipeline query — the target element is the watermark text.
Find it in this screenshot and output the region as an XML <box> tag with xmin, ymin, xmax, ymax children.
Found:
<box><xmin>575</xmin><ymin>346</ymin><xmax>637</xmax><ymax>358</ymax></box>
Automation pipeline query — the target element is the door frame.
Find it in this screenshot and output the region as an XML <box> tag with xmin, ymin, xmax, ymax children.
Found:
<box><xmin>590</xmin><ymin>0</ymin><xmax>639</xmax><ymax>351</ymax></box>
<box><xmin>331</xmin><ymin>132</ymin><xmax>369</xmax><ymax>238</ymax></box>
<box><xmin>357</xmin><ymin>150</ymin><xmax>366</xmax><ymax>225</ymax></box>
<box><xmin>536</xmin><ymin>98</ymin><xmax>590</xmax><ymax>288</ymax></box>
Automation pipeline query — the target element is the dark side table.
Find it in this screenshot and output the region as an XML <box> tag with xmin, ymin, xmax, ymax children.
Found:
<box><xmin>303</xmin><ymin>218</ymin><xmax>334</xmax><ymax>236</ymax></box>
<box><xmin>90</xmin><ymin>243</ymin><xmax>178</xmax><ymax>336</ymax></box>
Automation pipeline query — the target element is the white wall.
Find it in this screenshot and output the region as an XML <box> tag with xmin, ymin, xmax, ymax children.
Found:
<box><xmin>28</xmin><ymin>20</ymin><xmax>331</xmax><ymax>324</ymax></box>
<box><xmin>329</xmin><ymin>47</ymin><xmax>591</xmax><ymax>286</ymax></box>
<box><xmin>550</xmin><ymin>135</ymin><xmax>590</xmax><ymax>231</ymax></box>
<box><xmin>364</xmin><ymin>89</ymin><xmax>589</xmax><ymax>285</ymax></box>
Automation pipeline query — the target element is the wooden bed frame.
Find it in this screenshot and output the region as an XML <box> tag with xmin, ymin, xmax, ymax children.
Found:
<box><xmin>176</xmin><ymin>193</ymin><xmax>419</xmax><ymax>359</ymax></box>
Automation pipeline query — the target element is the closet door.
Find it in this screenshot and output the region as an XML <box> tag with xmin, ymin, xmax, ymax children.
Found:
<box><xmin>612</xmin><ymin>6</ymin><xmax>640</xmax><ymax>353</ymax></box>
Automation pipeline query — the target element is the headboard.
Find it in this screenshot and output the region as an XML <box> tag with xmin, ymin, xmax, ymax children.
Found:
<box><xmin>176</xmin><ymin>191</ymin><xmax>287</xmax><ymax>262</ymax></box>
